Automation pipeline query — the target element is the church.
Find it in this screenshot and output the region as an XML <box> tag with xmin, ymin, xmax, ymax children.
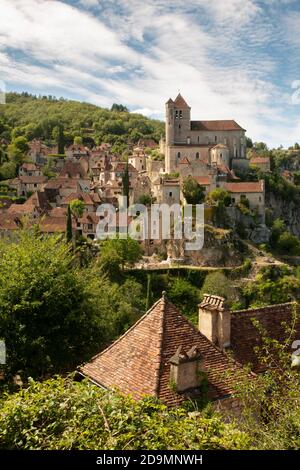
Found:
<box><xmin>160</xmin><ymin>94</ymin><xmax>248</xmax><ymax>175</ymax></box>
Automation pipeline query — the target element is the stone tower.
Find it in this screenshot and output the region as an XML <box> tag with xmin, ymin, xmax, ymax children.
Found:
<box><xmin>165</xmin><ymin>94</ymin><xmax>191</xmax><ymax>173</ymax></box>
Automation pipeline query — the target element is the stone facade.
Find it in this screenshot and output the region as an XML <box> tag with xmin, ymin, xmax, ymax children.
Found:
<box><xmin>163</xmin><ymin>94</ymin><xmax>247</xmax><ymax>174</ymax></box>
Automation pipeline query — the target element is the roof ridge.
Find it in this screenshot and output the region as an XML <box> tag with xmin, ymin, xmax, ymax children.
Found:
<box><xmin>231</xmin><ymin>301</ymin><xmax>296</xmax><ymax>316</ymax></box>
<box><xmin>80</xmin><ymin>297</ymin><xmax>165</xmax><ymax>365</ymax></box>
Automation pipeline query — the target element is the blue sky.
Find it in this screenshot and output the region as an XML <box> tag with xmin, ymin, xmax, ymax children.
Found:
<box><xmin>1</xmin><ymin>0</ymin><xmax>300</xmax><ymax>147</ymax></box>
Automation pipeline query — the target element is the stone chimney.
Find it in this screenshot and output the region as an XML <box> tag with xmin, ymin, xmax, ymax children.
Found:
<box><xmin>198</xmin><ymin>294</ymin><xmax>230</xmax><ymax>350</ymax></box>
<box><xmin>169</xmin><ymin>345</ymin><xmax>204</xmax><ymax>392</ymax></box>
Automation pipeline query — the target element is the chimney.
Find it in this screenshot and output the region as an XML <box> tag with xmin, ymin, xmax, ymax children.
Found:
<box><xmin>169</xmin><ymin>345</ymin><xmax>204</xmax><ymax>392</ymax></box>
<box><xmin>198</xmin><ymin>294</ymin><xmax>230</xmax><ymax>350</ymax></box>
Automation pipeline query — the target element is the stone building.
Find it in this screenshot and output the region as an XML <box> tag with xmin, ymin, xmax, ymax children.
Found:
<box><xmin>161</xmin><ymin>94</ymin><xmax>248</xmax><ymax>174</ymax></box>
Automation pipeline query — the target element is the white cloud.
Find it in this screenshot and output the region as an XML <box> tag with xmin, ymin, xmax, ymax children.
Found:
<box><xmin>0</xmin><ymin>0</ymin><xmax>298</xmax><ymax>147</ymax></box>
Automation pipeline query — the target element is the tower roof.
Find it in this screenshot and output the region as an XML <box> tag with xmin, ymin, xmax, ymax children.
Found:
<box><xmin>165</xmin><ymin>98</ymin><xmax>174</xmax><ymax>105</ymax></box>
<box><xmin>174</xmin><ymin>93</ymin><xmax>190</xmax><ymax>108</ymax></box>
<box><xmin>79</xmin><ymin>294</ymin><xmax>243</xmax><ymax>407</ymax></box>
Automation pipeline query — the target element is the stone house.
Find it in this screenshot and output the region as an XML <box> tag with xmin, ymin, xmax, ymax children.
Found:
<box><xmin>250</xmin><ymin>156</ymin><xmax>271</xmax><ymax>172</ymax></box>
<box><xmin>128</xmin><ymin>147</ymin><xmax>147</xmax><ymax>172</ymax></box>
<box><xmin>152</xmin><ymin>178</ymin><xmax>181</xmax><ymax>205</ymax></box>
<box><xmin>10</xmin><ymin>175</ymin><xmax>48</xmax><ymax>197</ymax></box>
<box><xmin>224</xmin><ymin>180</ymin><xmax>265</xmax><ymax>215</ymax></box>
<box><xmin>19</xmin><ymin>162</ymin><xmax>43</xmax><ymax>177</ymax></box>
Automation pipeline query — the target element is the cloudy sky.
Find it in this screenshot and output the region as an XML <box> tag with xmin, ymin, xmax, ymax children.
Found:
<box><xmin>0</xmin><ymin>0</ymin><xmax>300</xmax><ymax>147</ymax></box>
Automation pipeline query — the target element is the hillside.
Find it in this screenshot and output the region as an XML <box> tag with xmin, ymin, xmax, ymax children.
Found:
<box><xmin>0</xmin><ymin>92</ymin><xmax>164</xmax><ymax>153</ymax></box>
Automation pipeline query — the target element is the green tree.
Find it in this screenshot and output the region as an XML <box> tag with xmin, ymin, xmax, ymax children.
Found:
<box><xmin>66</xmin><ymin>204</ymin><xmax>73</xmax><ymax>242</ymax></box>
<box><xmin>100</xmin><ymin>237</ymin><xmax>142</xmax><ymax>277</ymax></box>
<box><xmin>182</xmin><ymin>176</ymin><xmax>205</xmax><ymax>204</ymax></box>
<box><xmin>0</xmin><ymin>376</ymin><xmax>249</xmax><ymax>450</ymax></box>
<box><xmin>0</xmin><ymin>229</ymin><xmax>110</xmax><ymax>378</ymax></box>
<box><xmin>70</xmin><ymin>199</ymin><xmax>85</xmax><ymax>226</ymax></box>
<box><xmin>200</xmin><ymin>272</ymin><xmax>236</xmax><ymax>305</ymax></box>
<box><xmin>74</xmin><ymin>136</ymin><xmax>83</xmax><ymax>145</ymax></box>
<box><xmin>146</xmin><ymin>274</ymin><xmax>154</xmax><ymax>312</ymax></box>
<box><xmin>57</xmin><ymin>123</ymin><xmax>65</xmax><ymax>155</ymax></box>
<box><xmin>111</xmin><ymin>103</ymin><xmax>129</xmax><ymax>112</ymax></box>
<box><xmin>122</xmin><ymin>162</ymin><xmax>130</xmax><ymax>207</ymax></box>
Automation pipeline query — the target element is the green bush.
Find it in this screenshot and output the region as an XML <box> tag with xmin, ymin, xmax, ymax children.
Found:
<box><xmin>0</xmin><ymin>376</ymin><xmax>250</xmax><ymax>450</ymax></box>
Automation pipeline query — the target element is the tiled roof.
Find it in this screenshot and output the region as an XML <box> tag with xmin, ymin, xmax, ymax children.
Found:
<box><xmin>224</xmin><ymin>180</ymin><xmax>264</xmax><ymax>193</ymax></box>
<box><xmin>59</xmin><ymin>161</ymin><xmax>87</xmax><ymax>179</ymax></box>
<box><xmin>250</xmin><ymin>157</ymin><xmax>270</xmax><ymax>164</ymax></box>
<box><xmin>80</xmin><ymin>295</ymin><xmax>243</xmax><ymax>406</ymax></box>
<box><xmin>231</xmin><ymin>303</ymin><xmax>300</xmax><ymax>373</ymax></box>
<box><xmin>21</xmin><ymin>162</ymin><xmax>39</xmax><ymax>171</ymax></box>
<box><xmin>174</xmin><ymin>93</ymin><xmax>190</xmax><ymax>108</ymax></box>
<box><xmin>19</xmin><ymin>176</ymin><xmax>47</xmax><ymax>184</ymax></box>
<box><xmin>191</xmin><ymin>120</ymin><xmax>245</xmax><ymax>131</ymax></box>
<box><xmin>195</xmin><ymin>176</ymin><xmax>212</xmax><ymax>186</ymax></box>
<box><xmin>0</xmin><ymin>213</ymin><xmax>20</xmax><ymax>230</ymax></box>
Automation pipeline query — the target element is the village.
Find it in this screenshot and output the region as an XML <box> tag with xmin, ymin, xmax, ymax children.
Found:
<box><xmin>0</xmin><ymin>94</ymin><xmax>268</xmax><ymax>265</ymax></box>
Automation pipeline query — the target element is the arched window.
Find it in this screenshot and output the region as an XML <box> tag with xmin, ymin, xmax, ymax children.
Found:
<box><xmin>175</xmin><ymin>110</ymin><xmax>179</xmax><ymax>119</ymax></box>
<box><xmin>196</xmin><ymin>152</ymin><xmax>199</xmax><ymax>159</ymax></box>
<box><xmin>179</xmin><ymin>110</ymin><xmax>183</xmax><ymax>119</ymax></box>
<box><xmin>177</xmin><ymin>152</ymin><xmax>181</xmax><ymax>159</ymax></box>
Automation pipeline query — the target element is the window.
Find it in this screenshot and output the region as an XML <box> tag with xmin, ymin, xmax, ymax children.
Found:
<box><xmin>197</xmin><ymin>136</ymin><xmax>200</xmax><ymax>143</ymax></box>
<box><xmin>179</xmin><ymin>110</ymin><xmax>182</xmax><ymax>119</ymax></box>
<box><xmin>187</xmin><ymin>137</ymin><xmax>191</xmax><ymax>144</ymax></box>
<box><xmin>34</xmin><ymin>183</ymin><xmax>37</xmax><ymax>187</ymax></box>
<box><xmin>259</xmin><ymin>196</ymin><xmax>261</xmax><ymax>202</ymax></box>
<box><xmin>77</xmin><ymin>222</ymin><xmax>81</xmax><ymax>228</ymax></box>
<box><xmin>215</xmin><ymin>136</ymin><xmax>217</xmax><ymax>142</ymax></box>
<box><xmin>175</xmin><ymin>110</ymin><xmax>179</xmax><ymax>119</ymax></box>
<box><xmin>88</xmin><ymin>223</ymin><xmax>93</xmax><ymax>230</ymax></box>
<box><xmin>224</xmin><ymin>138</ymin><xmax>227</xmax><ymax>145</ymax></box>
<box><xmin>177</xmin><ymin>152</ymin><xmax>181</xmax><ymax>159</ymax></box>
<box><xmin>196</xmin><ymin>152</ymin><xmax>199</xmax><ymax>159</ymax></box>
<box><xmin>169</xmin><ymin>191</ymin><xmax>173</xmax><ymax>197</ymax></box>
<box><xmin>179</xmin><ymin>124</ymin><xmax>181</xmax><ymax>129</ymax></box>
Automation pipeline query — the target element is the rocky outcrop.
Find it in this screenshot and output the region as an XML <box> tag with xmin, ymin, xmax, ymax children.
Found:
<box><xmin>266</xmin><ymin>192</ymin><xmax>300</xmax><ymax>237</ymax></box>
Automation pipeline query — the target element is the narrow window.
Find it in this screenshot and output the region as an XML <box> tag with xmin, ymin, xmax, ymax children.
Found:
<box><xmin>179</xmin><ymin>110</ymin><xmax>183</xmax><ymax>119</ymax></box>
<box><xmin>215</xmin><ymin>136</ymin><xmax>217</xmax><ymax>142</ymax></box>
<box><xmin>169</xmin><ymin>191</ymin><xmax>173</xmax><ymax>197</ymax></box>
<box><xmin>196</xmin><ymin>152</ymin><xmax>199</xmax><ymax>159</ymax></box>
<box><xmin>177</xmin><ymin>152</ymin><xmax>181</xmax><ymax>159</ymax></box>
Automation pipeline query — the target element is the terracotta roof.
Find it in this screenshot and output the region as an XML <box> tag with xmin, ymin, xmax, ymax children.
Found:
<box><xmin>39</xmin><ymin>216</ymin><xmax>72</xmax><ymax>233</ymax></box>
<box><xmin>19</xmin><ymin>176</ymin><xmax>47</xmax><ymax>184</ymax></box>
<box><xmin>231</xmin><ymin>303</ymin><xmax>300</xmax><ymax>373</ymax></box>
<box><xmin>0</xmin><ymin>213</ymin><xmax>20</xmax><ymax>230</ymax></box>
<box><xmin>174</xmin><ymin>93</ymin><xmax>190</xmax><ymax>108</ymax></box>
<box><xmin>250</xmin><ymin>157</ymin><xmax>270</xmax><ymax>164</ymax></box>
<box><xmin>191</xmin><ymin>120</ymin><xmax>245</xmax><ymax>131</ymax></box>
<box><xmin>195</xmin><ymin>176</ymin><xmax>212</xmax><ymax>186</ymax></box>
<box><xmin>224</xmin><ymin>181</ymin><xmax>264</xmax><ymax>193</ymax></box>
<box><xmin>114</xmin><ymin>162</ymin><xmax>137</xmax><ymax>173</ymax></box>
<box><xmin>21</xmin><ymin>162</ymin><xmax>39</xmax><ymax>171</ymax></box>
<box><xmin>80</xmin><ymin>295</ymin><xmax>243</xmax><ymax>406</ymax></box>
<box><xmin>59</xmin><ymin>161</ymin><xmax>87</xmax><ymax>179</ymax></box>
<box><xmin>61</xmin><ymin>191</ymin><xmax>96</xmax><ymax>206</ymax></box>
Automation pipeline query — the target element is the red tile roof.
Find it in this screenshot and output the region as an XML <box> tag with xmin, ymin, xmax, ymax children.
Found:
<box><xmin>231</xmin><ymin>303</ymin><xmax>300</xmax><ymax>373</ymax></box>
<box><xmin>224</xmin><ymin>181</ymin><xmax>264</xmax><ymax>193</ymax></box>
<box><xmin>195</xmin><ymin>176</ymin><xmax>212</xmax><ymax>186</ymax></box>
<box><xmin>59</xmin><ymin>161</ymin><xmax>87</xmax><ymax>179</ymax></box>
<box><xmin>250</xmin><ymin>157</ymin><xmax>270</xmax><ymax>164</ymax></box>
<box><xmin>19</xmin><ymin>176</ymin><xmax>47</xmax><ymax>184</ymax></box>
<box><xmin>191</xmin><ymin>120</ymin><xmax>245</xmax><ymax>131</ymax></box>
<box><xmin>80</xmin><ymin>295</ymin><xmax>243</xmax><ymax>406</ymax></box>
<box><xmin>174</xmin><ymin>93</ymin><xmax>190</xmax><ymax>108</ymax></box>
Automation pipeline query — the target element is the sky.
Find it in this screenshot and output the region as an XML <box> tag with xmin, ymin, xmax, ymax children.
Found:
<box><xmin>1</xmin><ymin>0</ymin><xmax>300</xmax><ymax>147</ymax></box>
